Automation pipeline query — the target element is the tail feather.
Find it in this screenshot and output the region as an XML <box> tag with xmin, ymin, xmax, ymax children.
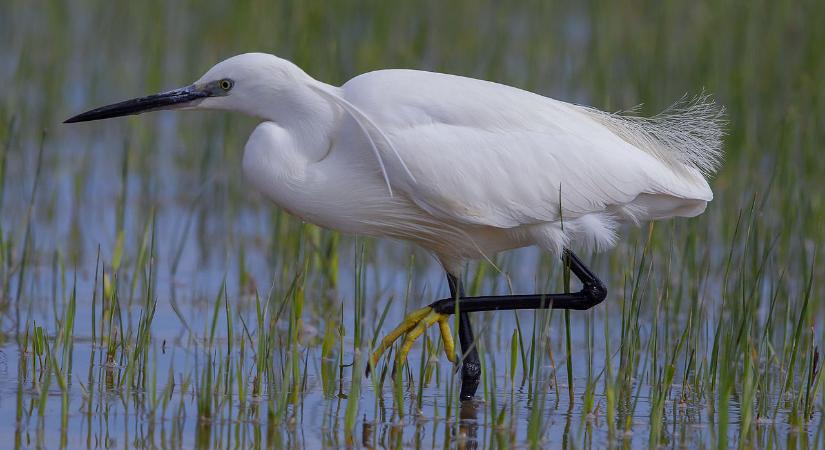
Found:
<box><xmin>578</xmin><ymin>93</ymin><xmax>727</xmax><ymax>176</ymax></box>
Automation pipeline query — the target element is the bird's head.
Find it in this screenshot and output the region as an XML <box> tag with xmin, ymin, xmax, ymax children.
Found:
<box><xmin>64</xmin><ymin>53</ymin><xmax>309</xmax><ymax>124</ymax></box>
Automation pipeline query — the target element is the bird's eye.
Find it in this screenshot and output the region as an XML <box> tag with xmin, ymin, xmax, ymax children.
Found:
<box><xmin>219</xmin><ymin>79</ymin><xmax>233</xmax><ymax>91</ymax></box>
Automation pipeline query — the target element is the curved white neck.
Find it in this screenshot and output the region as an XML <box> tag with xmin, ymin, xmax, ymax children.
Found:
<box><xmin>259</xmin><ymin>81</ymin><xmax>341</xmax><ymax>161</ymax></box>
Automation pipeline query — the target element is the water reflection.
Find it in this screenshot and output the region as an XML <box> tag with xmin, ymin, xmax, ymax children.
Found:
<box><xmin>1</xmin><ymin>0</ymin><xmax>824</xmax><ymax>449</ymax></box>
<box><xmin>457</xmin><ymin>400</ymin><xmax>480</xmax><ymax>450</ymax></box>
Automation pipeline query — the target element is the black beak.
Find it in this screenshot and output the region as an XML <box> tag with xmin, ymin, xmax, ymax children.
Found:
<box><xmin>64</xmin><ymin>85</ymin><xmax>208</xmax><ymax>123</ymax></box>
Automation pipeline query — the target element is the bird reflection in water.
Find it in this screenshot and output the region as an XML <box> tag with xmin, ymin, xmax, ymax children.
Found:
<box><xmin>456</xmin><ymin>400</ymin><xmax>480</xmax><ymax>450</ymax></box>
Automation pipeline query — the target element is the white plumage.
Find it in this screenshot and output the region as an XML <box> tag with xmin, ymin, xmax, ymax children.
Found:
<box><xmin>222</xmin><ymin>53</ymin><xmax>724</xmax><ymax>274</ymax></box>
<box><xmin>71</xmin><ymin>52</ymin><xmax>726</xmax><ymax>275</ymax></box>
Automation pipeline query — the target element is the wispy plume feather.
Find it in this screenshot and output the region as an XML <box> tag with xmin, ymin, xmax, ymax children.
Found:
<box><xmin>310</xmin><ymin>84</ymin><xmax>417</xmax><ymax>196</ymax></box>
<box><xmin>578</xmin><ymin>93</ymin><xmax>727</xmax><ymax>176</ymax></box>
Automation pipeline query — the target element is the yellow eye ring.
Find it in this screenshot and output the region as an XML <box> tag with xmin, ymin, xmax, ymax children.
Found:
<box><xmin>219</xmin><ymin>79</ymin><xmax>233</xmax><ymax>91</ymax></box>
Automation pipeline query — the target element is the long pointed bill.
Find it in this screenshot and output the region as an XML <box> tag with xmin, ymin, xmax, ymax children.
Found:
<box><xmin>64</xmin><ymin>85</ymin><xmax>208</xmax><ymax>123</ymax></box>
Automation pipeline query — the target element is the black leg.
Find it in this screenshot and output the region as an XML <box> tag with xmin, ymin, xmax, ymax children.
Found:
<box><xmin>433</xmin><ymin>249</ymin><xmax>606</xmax><ymax>316</ymax></box>
<box><xmin>447</xmin><ymin>273</ymin><xmax>481</xmax><ymax>400</ymax></box>
<box><xmin>436</xmin><ymin>249</ymin><xmax>606</xmax><ymax>399</ymax></box>
<box><xmin>367</xmin><ymin>249</ymin><xmax>606</xmax><ymax>398</ymax></box>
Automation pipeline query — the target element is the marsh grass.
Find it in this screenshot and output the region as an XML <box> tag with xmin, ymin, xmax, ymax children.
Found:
<box><xmin>1</xmin><ymin>0</ymin><xmax>824</xmax><ymax>448</ymax></box>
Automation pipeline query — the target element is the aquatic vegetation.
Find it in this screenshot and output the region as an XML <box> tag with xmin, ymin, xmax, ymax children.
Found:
<box><xmin>0</xmin><ymin>0</ymin><xmax>823</xmax><ymax>447</ymax></box>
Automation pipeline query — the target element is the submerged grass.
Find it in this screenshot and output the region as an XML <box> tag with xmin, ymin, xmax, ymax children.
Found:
<box><xmin>1</xmin><ymin>0</ymin><xmax>824</xmax><ymax>448</ymax></box>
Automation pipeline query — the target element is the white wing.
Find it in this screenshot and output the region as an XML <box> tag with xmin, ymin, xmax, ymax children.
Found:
<box><xmin>340</xmin><ymin>69</ymin><xmax>723</xmax><ymax>228</ymax></box>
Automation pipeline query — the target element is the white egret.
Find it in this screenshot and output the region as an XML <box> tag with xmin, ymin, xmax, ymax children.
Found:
<box><xmin>65</xmin><ymin>52</ymin><xmax>725</xmax><ymax>399</ymax></box>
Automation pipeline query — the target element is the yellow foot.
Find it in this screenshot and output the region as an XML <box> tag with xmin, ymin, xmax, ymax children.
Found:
<box><xmin>369</xmin><ymin>306</ymin><xmax>456</xmax><ymax>372</ymax></box>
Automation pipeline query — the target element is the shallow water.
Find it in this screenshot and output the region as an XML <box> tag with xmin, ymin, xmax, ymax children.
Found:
<box><xmin>1</xmin><ymin>1</ymin><xmax>824</xmax><ymax>448</ymax></box>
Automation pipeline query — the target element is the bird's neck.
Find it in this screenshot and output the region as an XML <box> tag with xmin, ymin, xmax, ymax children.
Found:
<box><xmin>262</xmin><ymin>81</ymin><xmax>342</xmax><ymax>161</ymax></box>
